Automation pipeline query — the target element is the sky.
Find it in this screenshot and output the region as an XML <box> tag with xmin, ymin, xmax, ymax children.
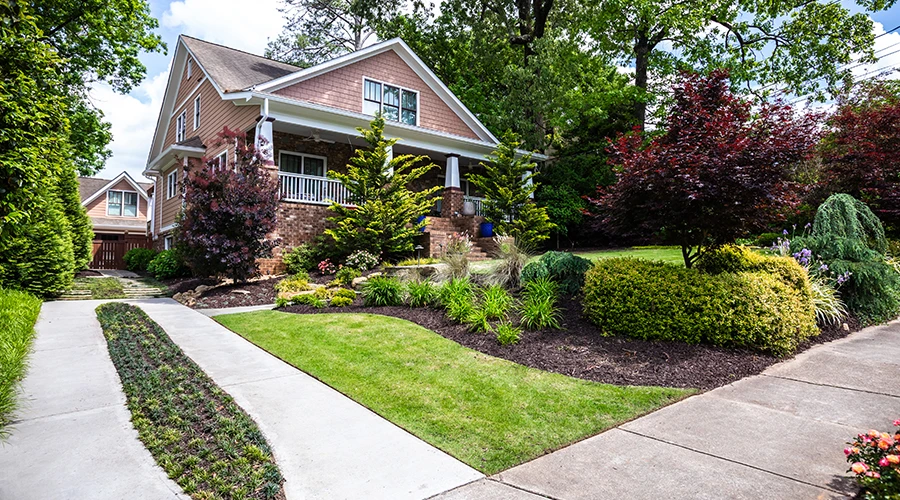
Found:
<box><xmin>91</xmin><ymin>0</ymin><xmax>900</xmax><ymax>183</ymax></box>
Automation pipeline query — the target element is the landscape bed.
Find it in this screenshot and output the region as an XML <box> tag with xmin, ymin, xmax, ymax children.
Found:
<box><xmin>95</xmin><ymin>303</ymin><xmax>284</xmax><ymax>499</ymax></box>
<box><xmin>215</xmin><ymin>310</ymin><xmax>692</xmax><ymax>474</ymax></box>
<box><xmin>280</xmin><ymin>297</ymin><xmax>858</xmax><ymax>390</ymax></box>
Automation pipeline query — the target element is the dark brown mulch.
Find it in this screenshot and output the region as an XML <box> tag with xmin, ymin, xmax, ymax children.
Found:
<box><xmin>76</xmin><ymin>269</ymin><xmax>103</xmax><ymax>277</ymax></box>
<box><xmin>162</xmin><ymin>276</ymin><xmax>220</xmax><ymax>295</ymax></box>
<box><xmin>193</xmin><ymin>278</ymin><xmax>279</xmax><ymax>309</ymax></box>
<box><xmin>281</xmin><ymin>296</ymin><xmax>860</xmax><ymax>390</ymax></box>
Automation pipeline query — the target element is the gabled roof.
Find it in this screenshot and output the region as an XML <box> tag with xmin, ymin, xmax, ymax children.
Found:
<box><xmin>251</xmin><ymin>38</ymin><xmax>498</xmax><ymax>144</ymax></box>
<box><xmin>180</xmin><ymin>36</ymin><xmax>300</xmax><ymax>93</ymax></box>
<box><xmin>79</xmin><ymin>172</ymin><xmax>151</xmax><ymax>206</ymax></box>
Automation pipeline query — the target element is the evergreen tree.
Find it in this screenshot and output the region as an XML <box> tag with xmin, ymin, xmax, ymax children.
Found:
<box><xmin>58</xmin><ymin>168</ymin><xmax>93</xmax><ymax>271</ymax></box>
<box><xmin>326</xmin><ymin>116</ymin><xmax>439</xmax><ymax>260</ymax></box>
<box><xmin>468</xmin><ymin>132</ymin><xmax>553</xmax><ymax>247</ymax></box>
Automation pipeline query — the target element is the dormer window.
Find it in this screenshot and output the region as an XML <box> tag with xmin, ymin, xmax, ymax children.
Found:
<box><xmin>176</xmin><ymin>111</ymin><xmax>186</xmax><ymax>142</ymax></box>
<box><xmin>363</xmin><ymin>78</ymin><xmax>417</xmax><ymax>126</ymax></box>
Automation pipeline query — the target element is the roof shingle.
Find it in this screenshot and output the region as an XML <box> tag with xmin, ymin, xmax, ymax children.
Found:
<box><xmin>181</xmin><ymin>35</ymin><xmax>300</xmax><ymax>92</ymax></box>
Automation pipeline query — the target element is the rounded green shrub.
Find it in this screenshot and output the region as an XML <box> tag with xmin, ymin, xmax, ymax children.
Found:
<box><xmin>362</xmin><ymin>276</ymin><xmax>404</xmax><ymax>306</ymax></box>
<box><xmin>330</xmin><ymin>296</ymin><xmax>353</xmax><ymax>307</ymax></box>
<box><xmin>123</xmin><ymin>248</ymin><xmax>158</xmax><ymax>272</ymax></box>
<box><xmin>697</xmin><ymin>246</ymin><xmax>812</xmax><ymax>299</ymax></box>
<box><xmin>147</xmin><ymin>250</ymin><xmax>188</xmax><ymax>279</ymax></box>
<box><xmin>582</xmin><ymin>258</ymin><xmax>817</xmax><ymax>356</ymax></box>
<box><xmin>282</xmin><ymin>244</ymin><xmax>317</xmax><ymax>274</ymax></box>
<box><xmin>753</xmin><ymin>232</ymin><xmax>781</xmax><ymax>248</ymax></box>
<box><xmin>520</xmin><ymin>261</ymin><xmax>549</xmax><ymax>284</ymax></box>
<box><xmin>539</xmin><ymin>251</ymin><xmax>592</xmax><ymax>295</ymax></box>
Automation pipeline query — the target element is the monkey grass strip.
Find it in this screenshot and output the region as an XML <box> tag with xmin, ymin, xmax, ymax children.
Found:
<box><xmin>95</xmin><ymin>303</ymin><xmax>283</xmax><ymax>500</ymax></box>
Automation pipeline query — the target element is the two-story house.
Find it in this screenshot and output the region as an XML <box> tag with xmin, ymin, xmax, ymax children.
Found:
<box><xmin>144</xmin><ymin>35</ymin><xmax>545</xmax><ymax>272</ymax></box>
<box><xmin>78</xmin><ymin>172</ymin><xmax>153</xmax><ymax>269</ymax></box>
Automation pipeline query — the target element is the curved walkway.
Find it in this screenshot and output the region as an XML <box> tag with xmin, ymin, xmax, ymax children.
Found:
<box><xmin>0</xmin><ymin>300</ymin><xmax>185</xmax><ymax>500</ymax></box>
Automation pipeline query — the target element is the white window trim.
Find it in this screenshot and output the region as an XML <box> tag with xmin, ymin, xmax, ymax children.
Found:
<box><xmin>106</xmin><ymin>190</ymin><xmax>139</xmax><ymax>217</ymax></box>
<box><xmin>175</xmin><ymin>111</ymin><xmax>186</xmax><ymax>142</ymax></box>
<box><xmin>193</xmin><ymin>96</ymin><xmax>201</xmax><ymax>130</ymax></box>
<box><xmin>164</xmin><ymin>235</ymin><xmax>174</xmax><ymax>250</ymax></box>
<box><xmin>278</xmin><ymin>151</ymin><xmax>328</xmax><ymax>176</ymax></box>
<box><xmin>361</xmin><ymin>77</ymin><xmax>419</xmax><ymax>126</ymax></box>
<box><xmin>186</xmin><ymin>59</ymin><xmax>192</xmax><ymax>79</ymax></box>
<box><xmin>215</xmin><ymin>149</ymin><xmax>227</xmax><ymax>170</ymax></box>
<box><xmin>166</xmin><ymin>169</ymin><xmax>178</xmax><ymax>199</ymax></box>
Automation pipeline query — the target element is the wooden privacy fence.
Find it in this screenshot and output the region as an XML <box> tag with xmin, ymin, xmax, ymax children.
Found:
<box><xmin>90</xmin><ymin>237</ymin><xmax>151</xmax><ymax>270</ymax></box>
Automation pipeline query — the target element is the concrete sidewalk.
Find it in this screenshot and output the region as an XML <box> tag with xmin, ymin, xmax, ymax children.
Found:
<box><xmin>436</xmin><ymin>321</ymin><xmax>900</xmax><ymax>500</ymax></box>
<box><xmin>135</xmin><ymin>298</ymin><xmax>482</xmax><ymax>500</ymax></box>
<box><xmin>0</xmin><ymin>300</ymin><xmax>185</xmax><ymax>500</ymax></box>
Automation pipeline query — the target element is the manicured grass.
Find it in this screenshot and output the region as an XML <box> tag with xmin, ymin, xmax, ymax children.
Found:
<box><xmin>96</xmin><ymin>303</ymin><xmax>283</xmax><ymax>499</ymax></box>
<box><xmin>0</xmin><ymin>288</ymin><xmax>41</xmax><ymax>438</ymax></box>
<box><xmin>574</xmin><ymin>246</ymin><xmax>686</xmax><ymax>266</ymax></box>
<box><xmin>72</xmin><ymin>277</ymin><xmax>125</xmax><ymax>298</ymax></box>
<box><xmin>216</xmin><ymin>311</ymin><xmax>693</xmax><ymax>474</ymax></box>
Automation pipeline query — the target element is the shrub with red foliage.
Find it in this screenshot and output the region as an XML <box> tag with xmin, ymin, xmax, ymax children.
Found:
<box><xmin>588</xmin><ymin>70</ymin><xmax>820</xmax><ymax>267</ymax></box>
<box><xmin>820</xmin><ymin>81</ymin><xmax>900</xmax><ymax>235</ymax></box>
<box><xmin>178</xmin><ymin>128</ymin><xmax>280</xmax><ymax>282</ymax></box>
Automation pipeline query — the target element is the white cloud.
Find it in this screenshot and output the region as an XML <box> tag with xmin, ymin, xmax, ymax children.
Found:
<box><xmin>90</xmin><ymin>70</ymin><xmax>169</xmax><ymax>182</ymax></box>
<box><xmin>850</xmin><ymin>21</ymin><xmax>900</xmax><ymax>82</ymax></box>
<box><xmin>161</xmin><ymin>0</ymin><xmax>284</xmax><ymax>54</ymax></box>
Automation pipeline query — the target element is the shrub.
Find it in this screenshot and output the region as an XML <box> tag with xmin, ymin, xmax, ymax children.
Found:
<box><xmin>439</xmin><ymin>277</ymin><xmax>475</xmax><ymax>308</ymax></box>
<box><xmin>318</xmin><ymin>259</ymin><xmax>338</xmax><ymax>275</ymax></box>
<box><xmin>0</xmin><ymin>288</ymin><xmax>41</xmax><ymax>438</ymax></box>
<box><xmin>889</xmin><ymin>239</ymin><xmax>900</xmax><ymax>258</ymax></box>
<box><xmin>282</xmin><ymin>244</ymin><xmax>317</xmax><ymax>274</ymax></box>
<box><xmin>94</xmin><ymin>303</ymin><xmax>283</xmax><ymax>497</ymax></box>
<box><xmin>440</xmin><ymin>232</ymin><xmax>472</xmax><ymax>280</ymax></box>
<box><xmin>332</xmin><ymin>267</ymin><xmax>361</xmax><ymax>287</ymax></box>
<box><xmin>521</xmin><ymin>261</ymin><xmax>549</xmax><ymax>284</ymax></box>
<box><xmin>582</xmin><ymin>258</ymin><xmax>818</xmax><ymax>355</ymax></box>
<box><xmin>844</xmin><ymin>420</ymin><xmax>900</xmax><ymax>499</ymax></box>
<box><xmin>362</xmin><ymin>276</ymin><xmax>404</xmax><ymax>306</ymax></box>
<box><xmin>147</xmin><ymin>250</ymin><xmax>188</xmax><ymax>279</ymax></box>
<box><xmin>754</xmin><ymin>232</ymin><xmax>782</xmax><ymax>248</ymax></box>
<box><xmin>447</xmin><ymin>298</ymin><xmax>476</xmax><ymax>323</ymax></box>
<box><xmin>810</xmin><ymin>274</ymin><xmax>848</xmax><ymax>325</ymax></box>
<box><xmin>481</xmin><ymin>285</ymin><xmax>513</xmax><ymax>320</ymax></box>
<box><xmin>289</xmin><ymin>293</ymin><xmax>327</xmax><ymax>308</ymax></box>
<box><xmin>489</xmin><ymin>236</ymin><xmax>529</xmax><ymax>289</ymax></box>
<box><xmin>519</xmin><ymin>277</ymin><xmax>562</xmax><ymax>330</ymax></box>
<box><xmin>123</xmin><ymin>248</ymin><xmax>158</xmax><ymax>272</ymax></box>
<box><xmin>332</xmin><ymin>288</ymin><xmax>357</xmax><ymax>300</ymax></box>
<box><xmin>178</xmin><ymin>128</ymin><xmax>280</xmax><ymax>281</ymax></box>
<box><xmin>346</xmin><ymin>250</ymin><xmax>379</xmax><ymax>271</ymax></box>
<box><xmin>330</xmin><ymin>296</ymin><xmax>353</xmax><ymax>307</ymax></box>
<box><xmin>407</xmin><ymin>280</ymin><xmax>438</xmax><ymax>308</ymax></box>
<box><xmin>537</xmin><ymin>251</ymin><xmax>592</xmax><ymax>295</ymax></box>
<box><xmin>495</xmin><ymin>322</ymin><xmax>522</xmax><ymax>346</ymax></box>
<box><xmin>275</xmin><ymin>272</ymin><xmax>310</xmax><ymax>293</ymax></box>
<box><xmin>465</xmin><ymin>307</ymin><xmax>492</xmax><ymax>333</ymax></box>
<box><xmin>697</xmin><ymin>245</ymin><xmax>813</xmax><ymax>299</ymax></box>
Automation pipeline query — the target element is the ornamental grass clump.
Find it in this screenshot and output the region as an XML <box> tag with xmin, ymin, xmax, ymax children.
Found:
<box><xmin>362</xmin><ymin>276</ymin><xmax>404</xmax><ymax>306</ymax></box>
<box><xmin>519</xmin><ymin>277</ymin><xmax>562</xmax><ymax>330</ymax></box>
<box><xmin>480</xmin><ymin>285</ymin><xmax>513</xmax><ymax>320</ymax></box>
<box><xmin>845</xmin><ymin>419</ymin><xmax>900</xmax><ymax>499</ymax></box>
<box><xmin>440</xmin><ymin>232</ymin><xmax>472</xmax><ymax>280</ymax></box>
<box><xmin>95</xmin><ymin>303</ymin><xmax>283</xmax><ymax>498</ymax></box>
<box><xmin>407</xmin><ymin>280</ymin><xmax>439</xmax><ymax>308</ymax></box>
<box><xmin>495</xmin><ymin>322</ymin><xmax>522</xmax><ymax>346</ymax></box>
<box><xmin>489</xmin><ymin>236</ymin><xmax>530</xmax><ymax>289</ymax></box>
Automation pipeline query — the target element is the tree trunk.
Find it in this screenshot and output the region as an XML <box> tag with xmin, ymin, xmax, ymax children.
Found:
<box><xmin>634</xmin><ymin>35</ymin><xmax>650</xmax><ymax>129</ymax></box>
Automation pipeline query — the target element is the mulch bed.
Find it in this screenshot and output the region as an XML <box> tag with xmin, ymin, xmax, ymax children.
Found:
<box><xmin>281</xmin><ymin>296</ymin><xmax>860</xmax><ymax>390</ymax></box>
<box><xmin>192</xmin><ymin>278</ymin><xmax>279</xmax><ymax>309</ymax></box>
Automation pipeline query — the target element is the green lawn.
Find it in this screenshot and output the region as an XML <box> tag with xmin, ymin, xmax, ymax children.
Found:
<box><xmin>574</xmin><ymin>246</ymin><xmax>686</xmax><ymax>266</ymax></box>
<box><xmin>216</xmin><ymin>311</ymin><xmax>693</xmax><ymax>474</ymax></box>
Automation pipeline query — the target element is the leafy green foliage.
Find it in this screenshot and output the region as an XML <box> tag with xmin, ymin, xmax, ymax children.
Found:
<box><xmin>465</xmin><ymin>307</ymin><xmax>492</xmax><ymax>333</ymax></box>
<box><xmin>362</xmin><ymin>276</ymin><xmax>404</xmax><ymax>306</ymax></box>
<box><xmin>480</xmin><ymin>285</ymin><xmax>513</xmax><ymax>320</ymax></box>
<box><xmin>282</xmin><ymin>244</ymin><xmax>317</xmax><ymax>274</ymax></box>
<box><xmin>520</xmin><ymin>261</ymin><xmax>549</xmax><ymax>284</ymax></box>
<box><xmin>345</xmin><ymin>250</ymin><xmax>379</xmax><ymax>271</ymax></box>
<box><xmin>332</xmin><ymin>267</ymin><xmax>361</xmax><ymax>287</ymax></box>
<box><xmin>791</xmin><ymin>194</ymin><xmax>900</xmax><ymax>325</ymax></box>
<box><xmin>0</xmin><ymin>288</ymin><xmax>40</xmax><ymax>438</ymax></box>
<box><xmin>179</xmin><ymin>129</ymin><xmax>280</xmax><ymax>282</ymax></box>
<box><xmin>439</xmin><ymin>277</ymin><xmax>475</xmax><ymax>308</ymax></box>
<box><xmin>274</xmin><ymin>274</ymin><xmax>310</xmax><ymax>293</ymax></box>
<box><xmin>330</xmin><ymin>296</ymin><xmax>354</xmax><ymax>307</ymax></box>
<box><xmin>494</xmin><ymin>322</ymin><xmax>522</xmax><ymax>346</ymax></box>
<box><xmin>95</xmin><ymin>303</ymin><xmax>283</xmax><ymax>499</ymax></box>
<box><xmin>407</xmin><ymin>280</ymin><xmax>438</xmax><ymax>307</ymax></box>
<box><xmin>326</xmin><ymin>116</ymin><xmax>439</xmax><ymax>261</ymax></box>
<box><xmin>58</xmin><ymin>169</ymin><xmax>92</xmax><ymax>271</ymax></box>
<box><xmin>123</xmin><ymin>248</ymin><xmax>158</xmax><ymax>272</ymax></box>
<box><xmin>519</xmin><ymin>277</ymin><xmax>562</xmax><ymax>330</ymax></box>
<box><xmin>696</xmin><ymin>246</ymin><xmax>812</xmax><ymax>298</ymax></box>
<box><xmin>147</xmin><ymin>250</ymin><xmax>188</xmax><ymax>280</ymax></box>
<box><xmin>332</xmin><ymin>288</ymin><xmax>357</xmax><ymax>300</ymax></box>
<box><xmin>537</xmin><ymin>251</ymin><xmax>593</xmax><ymax>295</ymax></box>
<box><xmin>809</xmin><ymin>274</ymin><xmax>848</xmax><ymax>326</ymax></box>
<box><xmin>468</xmin><ymin>133</ymin><xmax>553</xmax><ymax>247</ymax></box>
<box><xmin>583</xmin><ymin>258</ymin><xmax>818</xmax><ymax>355</ymax></box>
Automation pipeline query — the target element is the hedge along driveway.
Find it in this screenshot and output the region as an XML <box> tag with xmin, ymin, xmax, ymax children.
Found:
<box><xmin>215</xmin><ymin>311</ymin><xmax>693</xmax><ymax>474</ymax></box>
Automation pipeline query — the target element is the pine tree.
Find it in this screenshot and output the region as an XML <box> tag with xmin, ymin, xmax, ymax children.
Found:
<box><xmin>326</xmin><ymin>116</ymin><xmax>440</xmax><ymax>261</ymax></box>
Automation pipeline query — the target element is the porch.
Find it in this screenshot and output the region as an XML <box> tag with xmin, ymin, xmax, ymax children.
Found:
<box><xmin>268</xmin><ymin>127</ymin><xmax>495</xmax><ymax>259</ymax></box>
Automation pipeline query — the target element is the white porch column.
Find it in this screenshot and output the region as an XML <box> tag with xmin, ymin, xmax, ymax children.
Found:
<box><xmin>257</xmin><ymin>119</ymin><xmax>274</xmax><ymax>165</ymax></box>
<box><xmin>524</xmin><ymin>170</ymin><xmax>534</xmax><ymax>198</ymax></box>
<box><xmin>385</xmin><ymin>145</ymin><xmax>394</xmax><ymax>176</ymax></box>
<box><xmin>444</xmin><ymin>154</ymin><xmax>460</xmax><ymax>188</ymax></box>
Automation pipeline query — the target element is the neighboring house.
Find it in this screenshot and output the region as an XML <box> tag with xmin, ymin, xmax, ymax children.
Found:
<box><xmin>78</xmin><ymin>172</ymin><xmax>153</xmax><ymax>269</ymax></box>
<box><xmin>144</xmin><ymin>35</ymin><xmax>546</xmax><ymax>272</ymax></box>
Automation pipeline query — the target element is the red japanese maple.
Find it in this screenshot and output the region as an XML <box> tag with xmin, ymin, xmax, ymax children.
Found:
<box><xmin>820</xmin><ymin>81</ymin><xmax>900</xmax><ymax>234</ymax></box>
<box><xmin>588</xmin><ymin>70</ymin><xmax>820</xmax><ymax>267</ymax></box>
<box><xmin>178</xmin><ymin>128</ymin><xmax>280</xmax><ymax>281</ymax></box>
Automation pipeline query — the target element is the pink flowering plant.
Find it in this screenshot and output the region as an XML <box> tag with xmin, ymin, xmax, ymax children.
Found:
<box><xmin>317</xmin><ymin>259</ymin><xmax>337</xmax><ymax>275</ymax></box>
<box><xmin>845</xmin><ymin>419</ymin><xmax>900</xmax><ymax>498</ymax></box>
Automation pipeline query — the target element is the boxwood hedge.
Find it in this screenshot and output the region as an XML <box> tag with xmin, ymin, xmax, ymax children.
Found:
<box><xmin>582</xmin><ymin>257</ymin><xmax>817</xmax><ymax>356</ymax></box>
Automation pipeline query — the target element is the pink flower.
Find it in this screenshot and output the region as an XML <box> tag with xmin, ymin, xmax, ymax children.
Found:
<box><xmin>851</xmin><ymin>462</ymin><xmax>868</xmax><ymax>474</ymax></box>
<box><xmin>881</xmin><ymin>457</ymin><xmax>890</xmax><ymax>467</ymax></box>
<box><xmin>893</xmin><ymin>419</ymin><xmax>900</xmax><ymax>427</ymax></box>
<box><xmin>844</xmin><ymin>447</ymin><xmax>853</xmax><ymax>456</ymax></box>
<box><xmin>887</xmin><ymin>455</ymin><xmax>900</xmax><ymax>465</ymax></box>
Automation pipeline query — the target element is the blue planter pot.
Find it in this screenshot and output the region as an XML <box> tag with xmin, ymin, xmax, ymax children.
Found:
<box><xmin>416</xmin><ymin>215</ymin><xmax>427</xmax><ymax>232</ymax></box>
<box><xmin>480</xmin><ymin>222</ymin><xmax>493</xmax><ymax>238</ymax></box>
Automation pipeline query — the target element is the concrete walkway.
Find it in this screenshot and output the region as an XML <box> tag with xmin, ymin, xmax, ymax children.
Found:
<box><xmin>435</xmin><ymin>320</ymin><xmax>900</xmax><ymax>500</ymax></box>
<box><xmin>0</xmin><ymin>300</ymin><xmax>185</xmax><ymax>500</ymax></box>
<box><xmin>135</xmin><ymin>298</ymin><xmax>482</xmax><ymax>500</ymax></box>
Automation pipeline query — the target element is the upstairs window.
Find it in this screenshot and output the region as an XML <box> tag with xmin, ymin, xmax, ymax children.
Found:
<box><xmin>186</xmin><ymin>59</ymin><xmax>192</xmax><ymax>79</ymax></box>
<box><xmin>215</xmin><ymin>150</ymin><xmax>227</xmax><ymax>170</ymax></box>
<box><xmin>166</xmin><ymin>169</ymin><xmax>178</xmax><ymax>199</ymax></box>
<box><xmin>176</xmin><ymin>111</ymin><xmax>186</xmax><ymax>142</ymax></box>
<box><xmin>107</xmin><ymin>191</ymin><xmax>138</xmax><ymax>217</ymax></box>
<box><xmin>279</xmin><ymin>152</ymin><xmax>326</xmax><ymax>177</ymax></box>
<box><xmin>193</xmin><ymin>96</ymin><xmax>201</xmax><ymax>130</ymax></box>
<box><xmin>363</xmin><ymin>78</ymin><xmax>417</xmax><ymax>126</ymax></box>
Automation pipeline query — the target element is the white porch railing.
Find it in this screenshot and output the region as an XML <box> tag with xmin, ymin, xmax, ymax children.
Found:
<box><xmin>465</xmin><ymin>196</ymin><xmax>486</xmax><ymax>217</ymax></box>
<box><xmin>279</xmin><ymin>172</ymin><xmax>353</xmax><ymax>206</ymax></box>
